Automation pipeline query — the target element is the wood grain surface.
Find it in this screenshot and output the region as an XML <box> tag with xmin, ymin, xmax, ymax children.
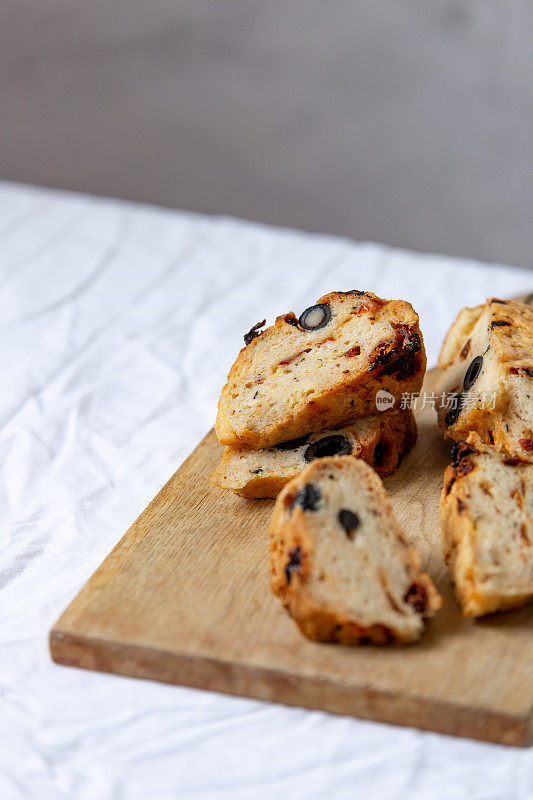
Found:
<box><xmin>50</xmin><ymin>369</ymin><xmax>533</xmax><ymax>746</ymax></box>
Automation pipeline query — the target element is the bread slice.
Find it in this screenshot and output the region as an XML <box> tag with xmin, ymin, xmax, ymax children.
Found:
<box><xmin>436</xmin><ymin>298</ymin><xmax>533</xmax><ymax>460</ymax></box>
<box><xmin>216</xmin><ymin>290</ymin><xmax>426</xmax><ymax>448</ymax></box>
<box><xmin>211</xmin><ymin>408</ymin><xmax>416</xmax><ymax>498</ymax></box>
<box><xmin>269</xmin><ymin>456</ymin><xmax>442</xmax><ymax>644</ymax></box>
<box><xmin>440</xmin><ymin>441</ymin><xmax>533</xmax><ymax>616</ymax></box>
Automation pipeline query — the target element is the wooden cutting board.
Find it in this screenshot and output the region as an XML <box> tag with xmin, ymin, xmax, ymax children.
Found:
<box><xmin>50</xmin><ymin>368</ymin><xmax>533</xmax><ymax>746</ymax></box>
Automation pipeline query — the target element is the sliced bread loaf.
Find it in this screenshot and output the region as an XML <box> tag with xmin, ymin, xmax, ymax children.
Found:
<box><xmin>212</xmin><ymin>408</ymin><xmax>416</xmax><ymax>498</ymax></box>
<box><xmin>436</xmin><ymin>298</ymin><xmax>533</xmax><ymax>460</ymax></box>
<box><xmin>269</xmin><ymin>456</ymin><xmax>441</xmax><ymax>644</ymax></box>
<box><xmin>440</xmin><ymin>441</ymin><xmax>533</xmax><ymax>616</ymax></box>
<box><xmin>216</xmin><ymin>290</ymin><xmax>426</xmax><ymax>448</ymax></box>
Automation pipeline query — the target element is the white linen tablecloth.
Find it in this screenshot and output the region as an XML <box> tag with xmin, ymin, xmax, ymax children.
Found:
<box><xmin>1</xmin><ymin>181</ymin><xmax>532</xmax><ymax>800</ymax></box>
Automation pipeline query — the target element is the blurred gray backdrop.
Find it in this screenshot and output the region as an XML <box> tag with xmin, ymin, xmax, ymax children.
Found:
<box><xmin>1</xmin><ymin>0</ymin><xmax>532</xmax><ymax>267</ymax></box>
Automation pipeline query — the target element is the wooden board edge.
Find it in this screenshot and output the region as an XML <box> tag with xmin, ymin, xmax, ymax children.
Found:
<box><xmin>49</xmin><ymin>628</ymin><xmax>532</xmax><ymax>747</ymax></box>
<box><xmin>49</xmin><ymin>427</ymin><xmax>219</xmax><ymax>631</ymax></box>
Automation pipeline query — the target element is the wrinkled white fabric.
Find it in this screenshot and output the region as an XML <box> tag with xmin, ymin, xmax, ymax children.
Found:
<box><xmin>0</xmin><ymin>181</ymin><xmax>532</xmax><ymax>800</ymax></box>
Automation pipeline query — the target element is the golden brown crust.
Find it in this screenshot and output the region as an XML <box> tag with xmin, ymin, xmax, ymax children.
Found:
<box><xmin>437</xmin><ymin>305</ymin><xmax>484</xmax><ymax>369</ymax></box>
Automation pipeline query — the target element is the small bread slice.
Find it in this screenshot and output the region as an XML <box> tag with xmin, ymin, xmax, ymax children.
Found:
<box><xmin>269</xmin><ymin>456</ymin><xmax>442</xmax><ymax>644</ymax></box>
<box><xmin>211</xmin><ymin>408</ymin><xmax>416</xmax><ymax>498</ymax></box>
<box><xmin>440</xmin><ymin>441</ymin><xmax>533</xmax><ymax>617</ymax></box>
<box><xmin>436</xmin><ymin>298</ymin><xmax>533</xmax><ymax>460</ymax></box>
<box><xmin>216</xmin><ymin>290</ymin><xmax>426</xmax><ymax>448</ymax></box>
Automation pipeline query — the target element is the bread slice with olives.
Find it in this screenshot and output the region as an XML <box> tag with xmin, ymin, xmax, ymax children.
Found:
<box><xmin>436</xmin><ymin>298</ymin><xmax>533</xmax><ymax>460</ymax></box>
<box><xmin>269</xmin><ymin>456</ymin><xmax>442</xmax><ymax>644</ymax></box>
<box><xmin>216</xmin><ymin>291</ymin><xmax>426</xmax><ymax>449</ymax></box>
<box><xmin>212</xmin><ymin>408</ymin><xmax>416</xmax><ymax>498</ymax></box>
<box><xmin>440</xmin><ymin>441</ymin><xmax>533</xmax><ymax>616</ymax></box>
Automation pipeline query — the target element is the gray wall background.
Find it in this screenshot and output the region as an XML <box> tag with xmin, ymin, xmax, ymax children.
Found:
<box><xmin>1</xmin><ymin>0</ymin><xmax>532</xmax><ymax>267</ymax></box>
